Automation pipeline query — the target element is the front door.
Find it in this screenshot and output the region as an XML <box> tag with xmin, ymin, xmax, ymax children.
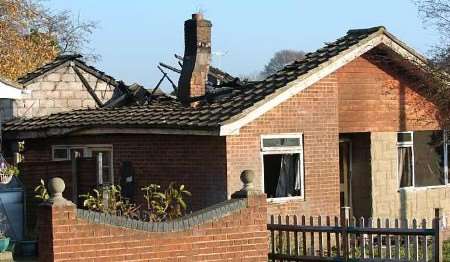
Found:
<box><xmin>339</xmin><ymin>140</ymin><xmax>352</xmax><ymax>209</ymax></box>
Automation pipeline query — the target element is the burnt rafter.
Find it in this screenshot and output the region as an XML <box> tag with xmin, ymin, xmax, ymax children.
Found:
<box><xmin>156</xmin><ymin>66</ymin><xmax>178</xmax><ymax>94</ymax></box>
<box><xmin>159</xmin><ymin>62</ymin><xmax>181</xmax><ymax>74</ymax></box>
<box><xmin>71</xmin><ymin>65</ymin><xmax>103</xmax><ymax>107</ymax></box>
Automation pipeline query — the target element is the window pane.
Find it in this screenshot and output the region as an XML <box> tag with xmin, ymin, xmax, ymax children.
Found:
<box><xmin>94</xmin><ymin>150</ymin><xmax>113</xmax><ymax>185</ymax></box>
<box><xmin>53</xmin><ymin>148</ymin><xmax>68</xmax><ymax>159</ymax></box>
<box><xmin>264</xmin><ymin>153</ymin><xmax>301</xmax><ymax>198</ymax></box>
<box><xmin>263</xmin><ymin>138</ymin><xmax>300</xmax><ymax>148</ymax></box>
<box><xmin>102</xmin><ymin>167</ymin><xmax>112</xmax><ymax>184</ymax></box>
<box><xmin>397</xmin><ymin>132</ymin><xmax>412</xmax><ymax>143</ymax></box>
<box><xmin>398</xmin><ymin>147</ymin><xmax>413</xmax><ymax>187</ymax></box>
<box><xmin>414</xmin><ymin>130</ymin><xmax>445</xmax><ymax>186</ymax></box>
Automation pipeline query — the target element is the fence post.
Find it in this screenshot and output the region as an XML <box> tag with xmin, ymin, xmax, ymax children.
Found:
<box><xmin>341</xmin><ymin>207</ymin><xmax>350</xmax><ymax>261</ymax></box>
<box><xmin>433</xmin><ymin>208</ymin><xmax>443</xmax><ymax>262</ymax></box>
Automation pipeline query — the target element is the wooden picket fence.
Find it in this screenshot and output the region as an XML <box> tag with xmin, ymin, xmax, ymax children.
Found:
<box><xmin>267</xmin><ymin>209</ymin><xmax>444</xmax><ymax>261</ymax></box>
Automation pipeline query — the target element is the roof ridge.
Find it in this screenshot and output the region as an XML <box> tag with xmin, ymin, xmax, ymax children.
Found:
<box><xmin>346</xmin><ymin>26</ymin><xmax>385</xmax><ymax>35</ymax></box>
<box><xmin>16</xmin><ymin>53</ymin><xmax>125</xmax><ymax>87</ymax></box>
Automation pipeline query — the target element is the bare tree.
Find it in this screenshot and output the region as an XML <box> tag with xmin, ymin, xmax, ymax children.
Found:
<box><xmin>416</xmin><ymin>0</ymin><xmax>450</xmax><ymax>69</ymax></box>
<box><xmin>412</xmin><ymin>1</ymin><xmax>450</xmax><ymax>127</ymax></box>
<box><xmin>0</xmin><ymin>0</ymin><xmax>97</xmax><ymax>81</ymax></box>
<box><xmin>261</xmin><ymin>49</ymin><xmax>305</xmax><ymax>77</ymax></box>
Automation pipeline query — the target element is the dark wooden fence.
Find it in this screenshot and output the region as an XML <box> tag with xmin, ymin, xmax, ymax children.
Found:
<box><xmin>268</xmin><ymin>208</ymin><xmax>444</xmax><ymax>261</ymax></box>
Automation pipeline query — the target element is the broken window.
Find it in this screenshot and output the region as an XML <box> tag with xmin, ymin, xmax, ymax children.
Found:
<box><xmin>261</xmin><ymin>134</ymin><xmax>304</xmax><ymax>199</ymax></box>
<box><xmin>398</xmin><ymin>130</ymin><xmax>447</xmax><ymax>188</ymax></box>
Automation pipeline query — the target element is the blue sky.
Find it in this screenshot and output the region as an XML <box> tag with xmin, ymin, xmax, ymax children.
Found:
<box><xmin>47</xmin><ymin>0</ymin><xmax>440</xmax><ymax>92</ymax></box>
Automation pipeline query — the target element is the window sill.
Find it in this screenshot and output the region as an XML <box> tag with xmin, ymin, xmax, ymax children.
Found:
<box><xmin>398</xmin><ymin>185</ymin><xmax>450</xmax><ymax>192</ymax></box>
<box><xmin>267</xmin><ymin>196</ymin><xmax>304</xmax><ymax>204</ymax></box>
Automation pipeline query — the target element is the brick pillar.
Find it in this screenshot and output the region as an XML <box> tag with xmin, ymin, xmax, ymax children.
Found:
<box><xmin>231</xmin><ymin>169</ymin><xmax>269</xmax><ymax>259</ymax></box>
<box><xmin>38</xmin><ymin>177</ymin><xmax>76</xmax><ymax>262</ymax></box>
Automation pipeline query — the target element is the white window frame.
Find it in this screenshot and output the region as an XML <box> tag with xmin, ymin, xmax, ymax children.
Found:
<box><xmin>51</xmin><ymin>144</ymin><xmax>114</xmax><ymax>184</ymax></box>
<box><xmin>260</xmin><ymin>133</ymin><xmax>305</xmax><ymax>202</ymax></box>
<box><xmin>51</xmin><ymin>146</ymin><xmax>70</xmax><ymax>161</ymax></box>
<box><xmin>91</xmin><ymin>147</ymin><xmax>114</xmax><ymax>185</ymax></box>
<box><xmin>397</xmin><ymin>131</ymin><xmax>415</xmax><ymax>188</ymax></box>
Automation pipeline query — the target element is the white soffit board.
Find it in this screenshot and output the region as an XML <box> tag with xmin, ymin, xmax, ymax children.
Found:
<box><xmin>0</xmin><ymin>81</ymin><xmax>22</xmax><ymax>99</ymax></box>
<box><xmin>219</xmin><ymin>32</ymin><xmax>426</xmax><ymax>136</ymax></box>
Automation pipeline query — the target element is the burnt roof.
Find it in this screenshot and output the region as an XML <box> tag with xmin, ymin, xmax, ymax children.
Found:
<box><xmin>17</xmin><ymin>54</ymin><xmax>121</xmax><ymax>87</ymax></box>
<box><xmin>5</xmin><ymin>26</ymin><xmax>409</xmax><ymax>134</ymax></box>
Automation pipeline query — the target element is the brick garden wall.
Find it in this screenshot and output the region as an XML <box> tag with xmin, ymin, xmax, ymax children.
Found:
<box><xmin>38</xmin><ymin>194</ymin><xmax>268</xmax><ymax>262</ymax></box>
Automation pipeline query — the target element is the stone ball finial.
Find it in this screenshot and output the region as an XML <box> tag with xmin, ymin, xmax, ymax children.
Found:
<box><xmin>240</xmin><ymin>170</ymin><xmax>254</xmax><ymax>190</ymax></box>
<box><xmin>48</xmin><ymin>177</ymin><xmax>65</xmax><ymax>197</ymax></box>
<box><xmin>231</xmin><ymin>170</ymin><xmax>260</xmax><ymax>199</ymax></box>
<box><xmin>45</xmin><ymin>177</ymin><xmax>73</xmax><ymax>207</ymax></box>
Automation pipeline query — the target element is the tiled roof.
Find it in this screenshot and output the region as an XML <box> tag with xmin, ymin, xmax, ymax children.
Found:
<box><xmin>4</xmin><ymin>26</ymin><xmax>387</xmax><ymax>133</ymax></box>
<box><xmin>209</xmin><ymin>65</ymin><xmax>235</xmax><ymax>83</ymax></box>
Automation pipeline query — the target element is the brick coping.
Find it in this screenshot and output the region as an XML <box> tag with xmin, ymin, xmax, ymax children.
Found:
<box><xmin>76</xmin><ymin>198</ymin><xmax>247</xmax><ymax>232</ymax></box>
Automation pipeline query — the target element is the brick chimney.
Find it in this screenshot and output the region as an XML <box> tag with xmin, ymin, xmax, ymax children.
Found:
<box><xmin>178</xmin><ymin>13</ymin><xmax>211</xmax><ymax>104</ymax></box>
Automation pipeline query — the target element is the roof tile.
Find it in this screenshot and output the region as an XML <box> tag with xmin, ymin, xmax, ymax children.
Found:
<box><xmin>4</xmin><ymin>26</ymin><xmax>384</xmax><ymax>133</ymax></box>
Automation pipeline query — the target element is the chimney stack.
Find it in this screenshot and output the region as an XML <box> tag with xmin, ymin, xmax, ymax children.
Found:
<box><xmin>178</xmin><ymin>13</ymin><xmax>211</xmax><ymax>104</ymax></box>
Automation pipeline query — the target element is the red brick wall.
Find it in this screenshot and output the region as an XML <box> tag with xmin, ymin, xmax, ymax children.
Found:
<box><xmin>38</xmin><ymin>195</ymin><xmax>268</xmax><ymax>262</ymax></box>
<box><xmin>23</xmin><ymin>134</ymin><xmax>227</xmax><ymax>211</ymax></box>
<box><xmin>226</xmin><ymin>74</ymin><xmax>340</xmax><ymax>218</ymax></box>
<box><xmin>337</xmin><ymin>54</ymin><xmax>441</xmax><ymax>132</ymax></box>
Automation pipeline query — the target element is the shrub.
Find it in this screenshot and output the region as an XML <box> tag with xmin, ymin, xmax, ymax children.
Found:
<box><xmin>34</xmin><ymin>179</ymin><xmax>49</xmax><ymax>201</ymax></box>
<box><xmin>141</xmin><ymin>183</ymin><xmax>191</xmax><ymax>222</ymax></box>
<box><xmin>80</xmin><ymin>185</ymin><xmax>140</xmax><ymax>219</ymax></box>
<box><xmin>80</xmin><ymin>182</ymin><xmax>191</xmax><ymax>222</ymax></box>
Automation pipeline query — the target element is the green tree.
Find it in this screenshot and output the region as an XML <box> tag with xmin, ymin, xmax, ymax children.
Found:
<box><xmin>0</xmin><ymin>0</ymin><xmax>96</xmax><ymax>81</ymax></box>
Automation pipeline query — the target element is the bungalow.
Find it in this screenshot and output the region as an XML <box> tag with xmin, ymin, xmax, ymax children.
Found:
<box><xmin>4</xmin><ymin>13</ymin><xmax>448</xmax><ymax>222</ymax></box>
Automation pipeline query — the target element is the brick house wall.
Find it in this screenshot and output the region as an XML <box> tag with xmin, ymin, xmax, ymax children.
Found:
<box><xmin>22</xmin><ymin>134</ymin><xmax>227</xmax><ymax>212</ymax></box>
<box><xmin>14</xmin><ymin>65</ymin><xmax>116</xmax><ymax>118</ymax></box>
<box><xmin>336</xmin><ymin>53</ymin><xmax>447</xmax><ymax>222</ymax></box>
<box><xmin>38</xmin><ymin>193</ymin><xmax>268</xmax><ymax>262</ymax></box>
<box><xmin>337</xmin><ymin>54</ymin><xmax>441</xmax><ymax>132</ymax></box>
<box><xmin>226</xmin><ymin>74</ymin><xmax>340</xmax><ymax>218</ymax></box>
